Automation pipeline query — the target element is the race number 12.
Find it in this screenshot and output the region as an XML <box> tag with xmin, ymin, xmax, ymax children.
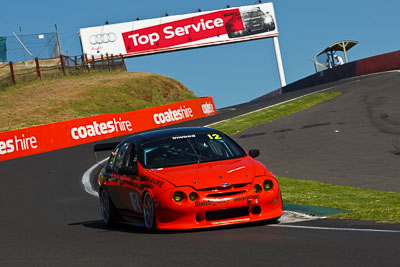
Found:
<box><xmin>208</xmin><ymin>134</ymin><xmax>221</xmax><ymax>140</ymax></box>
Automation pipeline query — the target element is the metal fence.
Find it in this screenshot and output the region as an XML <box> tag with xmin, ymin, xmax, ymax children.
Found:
<box><xmin>0</xmin><ymin>63</ymin><xmax>12</xmax><ymax>88</ymax></box>
<box><xmin>0</xmin><ymin>53</ymin><xmax>127</xmax><ymax>90</ymax></box>
<box><xmin>0</xmin><ymin>32</ymin><xmax>61</xmax><ymax>63</ymax></box>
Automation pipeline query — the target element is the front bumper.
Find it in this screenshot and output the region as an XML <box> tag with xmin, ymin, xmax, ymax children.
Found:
<box><xmin>154</xmin><ymin>177</ymin><xmax>283</xmax><ymax>230</ymax></box>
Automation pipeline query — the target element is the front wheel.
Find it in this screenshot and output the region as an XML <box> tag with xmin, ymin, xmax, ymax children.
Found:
<box><xmin>100</xmin><ymin>189</ymin><xmax>117</xmax><ymax>226</ymax></box>
<box><xmin>267</xmin><ymin>217</ymin><xmax>281</xmax><ymax>224</ymax></box>
<box><xmin>143</xmin><ymin>192</ymin><xmax>156</xmax><ymax>232</ymax></box>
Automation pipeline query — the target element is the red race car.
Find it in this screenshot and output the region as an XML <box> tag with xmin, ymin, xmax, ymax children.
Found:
<box><xmin>95</xmin><ymin>127</ymin><xmax>282</xmax><ymax>231</ymax></box>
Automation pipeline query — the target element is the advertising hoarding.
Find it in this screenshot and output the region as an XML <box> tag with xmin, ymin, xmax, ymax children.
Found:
<box><xmin>0</xmin><ymin>97</ymin><xmax>216</xmax><ymax>161</ymax></box>
<box><xmin>79</xmin><ymin>3</ymin><xmax>278</xmax><ymax>59</ymax></box>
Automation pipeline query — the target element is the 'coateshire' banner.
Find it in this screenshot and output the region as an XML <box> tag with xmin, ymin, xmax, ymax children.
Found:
<box><xmin>79</xmin><ymin>3</ymin><xmax>278</xmax><ymax>59</ymax></box>
<box><xmin>0</xmin><ymin>97</ymin><xmax>216</xmax><ymax>161</ymax></box>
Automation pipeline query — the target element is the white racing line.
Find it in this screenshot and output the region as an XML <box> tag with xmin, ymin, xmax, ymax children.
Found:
<box><xmin>272</xmin><ymin>224</ymin><xmax>400</xmax><ymax>233</ymax></box>
<box><xmin>277</xmin><ymin>212</ymin><xmax>400</xmax><ymax>233</ymax></box>
<box><xmin>206</xmin><ymin>69</ymin><xmax>400</xmax><ymax>128</ymax></box>
<box><xmin>279</xmin><ymin>211</ymin><xmax>325</xmax><ymax>224</ymax></box>
<box><xmin>82</xmin><ymin>158</ymin><xmax>108</xmax><ymax>198</ymax></box>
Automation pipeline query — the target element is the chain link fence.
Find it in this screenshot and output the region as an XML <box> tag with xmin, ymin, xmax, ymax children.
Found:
<box><xmin>0</xmin><ymin>32</ymin><xmax>61</xmax><ymax>63</ymax></box>
<box><xmin>0</xmin><ymin>30</ymin><xmax>127</xmax><ymax>90</ymax></box>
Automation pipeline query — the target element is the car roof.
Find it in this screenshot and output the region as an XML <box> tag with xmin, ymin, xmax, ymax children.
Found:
<box><xmin>126</xmin><ymin>127</ymin><xmax>222</xmax><ymax>144</ymax></box>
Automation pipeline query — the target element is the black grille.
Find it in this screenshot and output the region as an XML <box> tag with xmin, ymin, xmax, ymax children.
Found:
<box><xmin>206</xmin><ymin>190</ymin><xmax>246</xmax><ymax>198</ymax></box>
<box><xmin>205</xmin><ymin>207</ymin><xmax>249</xmax><ymax>221</ymax></box>
<box><xmin>198</xmin><ymin>183</ymin><xmax>250</xmax><ymax>192</ymax></box>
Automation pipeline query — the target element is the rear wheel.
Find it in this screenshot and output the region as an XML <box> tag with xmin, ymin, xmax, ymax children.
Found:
<box><xmin>143</xmin><ymin>192</ymin><xmax>156</xmax><ymax>232</ymax></box>
<box><xmin>100</xmin><ymin>189</ymin><xmax>117</xmax><ymax>226</ymax></box>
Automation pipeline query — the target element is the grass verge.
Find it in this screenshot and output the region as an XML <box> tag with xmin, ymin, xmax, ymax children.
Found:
<box><xmin>279</xmin><ymin>176</ymin><xmax>400</xmax><ymax>223</ymax></box>
<box><xmin>210</xmin><ymin>91</ymin><xmax>341</xmax><ymax>135</ymax></box>
<box><xmin>0</xmin><ymin>71</ymin><xmax>196</xmax><ymax>132</ymax></box>
<box><xmin>211</xmin><ymin>91</ymin><xmax>400</xmax><ymax>223</ymax></box>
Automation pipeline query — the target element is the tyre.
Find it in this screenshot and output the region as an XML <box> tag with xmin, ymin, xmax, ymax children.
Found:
<box><xmin>268</xmin><ymin>217</ymin><xmax>281</xmax><ymax>224</ymax></box>
<box><xmin>143</xmin><ymin>192</ymin><xmax>156</xmax><ymax>232</ymax></box>
<box><xmin>266</xmin><ymin>22</ymin><xmax>275</xmax><ymax>31</ymax></box>
<box><xmin>100</xmin><ymin>189</ymin><xmax>117</xmax><ymax>226</ymax></box>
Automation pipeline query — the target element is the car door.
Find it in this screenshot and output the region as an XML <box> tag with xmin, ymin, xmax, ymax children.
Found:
<box><xmin>101</xmin><ymin>145</ymin><xmax>124</xmax><ymax>209</ymax></box>
<box><xmin>115</xmin><ymin>142</ymin><xmax>142</xmax><ymax>216</ymax></box>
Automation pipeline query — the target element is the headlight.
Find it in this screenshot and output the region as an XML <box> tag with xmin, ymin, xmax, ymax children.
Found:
<box><xmin>173</xmin><ymin>191</ymin><xmax>185</xmax><ymax>202</ymax></box>
<box><xmin>263</xmin><ymin>180</ymin><xmax>274</xmax><ymax>191</ymax></box>
<box><xmin>253</xmin><ymin>184</ymin><xmax>262</xmax><ymax>193</ymax></box>
<box><xmin>264</xmin><ymin>17</ymin><xmax>273</xmax><ymax>24</ymax></box>
<box><xmin>189</xmin><ymin>192</ymin><xmax>199</xmax><ymax>201</ymax></box>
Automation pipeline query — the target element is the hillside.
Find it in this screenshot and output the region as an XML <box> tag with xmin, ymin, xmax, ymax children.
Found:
<box><xmin>0</xmin><ymin>71</ymin><xmax>197</xmax><ymax>132</ymax></box>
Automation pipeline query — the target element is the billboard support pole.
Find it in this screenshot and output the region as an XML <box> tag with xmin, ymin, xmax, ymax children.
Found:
<box><xmin>273</xmin><ymin>36</ymin><xmax>286</xmax><ymax>87</ymax></box>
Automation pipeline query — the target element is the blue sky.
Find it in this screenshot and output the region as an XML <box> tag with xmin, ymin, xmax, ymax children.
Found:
<box><xmin>1</xmin><ymin>0</ymin><xmax>399</xmax><ymax>108</ymax></box>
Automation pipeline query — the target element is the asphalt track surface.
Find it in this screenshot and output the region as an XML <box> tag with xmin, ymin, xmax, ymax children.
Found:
<box><xmin>233</xmin><ymin>71</ymin><xmax>400</xmax><ymax>192</ymax></box>
<box><xmin>1</xmin><ymin>71</ymin><xmax>400</xmax><ymax>266</ymax></box>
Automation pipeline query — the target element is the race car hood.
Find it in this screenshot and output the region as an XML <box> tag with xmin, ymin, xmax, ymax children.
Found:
<box><xmin>148</xmin><ymin>156</ymin><xmax>267</xmax><ymax>189</ymax></box>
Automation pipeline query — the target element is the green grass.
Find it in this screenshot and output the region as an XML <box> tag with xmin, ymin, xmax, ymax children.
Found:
<box><xmin>66</xmin><ymin>73</ymin><xmax>196</xmax><ymax>117</ymax></box>
<box><xmin>0</xmin><ymin>71</ymin><xmax>196</xmax><ymax>132</ymax></box>
<box><xmin>278</xmin><ymin>176</ymin><xmax>400</xmax><ymax>223</ymax></box>
<box><xmin>210</xmin><ymin>91</ymin><xmax>341</xmax><ymax>135</ymax></box>
<box><xmin>211</xmin><ymin>91</ymin><xmax>400</xmax><ymax>223</ymax></box>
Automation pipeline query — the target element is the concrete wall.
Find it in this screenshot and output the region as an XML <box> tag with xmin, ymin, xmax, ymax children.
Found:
<box><xmin>356</xmin><ymin>50</ymin><xmax>400</xmax><ymax>76</ymax></box>
<box><xmin>281</xmin><ymin>50</ymin><xmax>400</xmax><ymax>94</ymax></box>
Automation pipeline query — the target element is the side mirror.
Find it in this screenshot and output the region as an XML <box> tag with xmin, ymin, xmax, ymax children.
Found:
<box><xmin>248</xmin><ymin>149</ymin><xmax>260</xmax><ymax>159</ymax></box>
<box><xmin>118</xmin><ymin>166</ymin><xmax>137</xmax><ymax>176</ymax></box>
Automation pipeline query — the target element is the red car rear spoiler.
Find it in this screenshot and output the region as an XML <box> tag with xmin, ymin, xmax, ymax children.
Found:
<box><xmin>94</xmin><ymin>142</ymin><xmax>120</xmax><ymax>152</ymax></box>
<box><xmin>93</xmin><ymin>142</ymin><xmax>119</xmax><ymax>163</ymax></box>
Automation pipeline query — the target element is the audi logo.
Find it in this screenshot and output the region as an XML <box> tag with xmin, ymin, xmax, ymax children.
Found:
<box><xmin>89</xmin><ymin>33</ymin><xmax>117</xmax><ymax>45</ymax></box>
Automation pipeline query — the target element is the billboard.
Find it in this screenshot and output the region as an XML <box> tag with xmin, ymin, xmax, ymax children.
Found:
<box><xmin>0</xmin><ymin>97</ymin><xmax>216</xmax><ymax>161</ymax></box>
<box><xmin>79</xmin><ymin>3</ymin><xmax>278</xmax><ymax>59</ymax></box>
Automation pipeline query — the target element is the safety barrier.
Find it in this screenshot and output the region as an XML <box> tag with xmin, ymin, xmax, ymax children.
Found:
<box><xmin>278</xmin><ymin>50</ymin><xmax>400</xmax><ymax>95</ymax></box>
<box><xmin>0</xmin><ymin>97</ymin><xmax>216</xmax><ymax>161</ymax></box>
<box><xmin>356</xmin><ymin>50</ymin><xmax>400</xmax><ymax>76</ymax></box>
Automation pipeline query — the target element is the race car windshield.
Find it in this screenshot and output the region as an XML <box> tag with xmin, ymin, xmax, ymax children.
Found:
<box><xmin>140</xmin><ymin>133</ymin><xmax>246</xmax><ymax>168</ymax></box>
